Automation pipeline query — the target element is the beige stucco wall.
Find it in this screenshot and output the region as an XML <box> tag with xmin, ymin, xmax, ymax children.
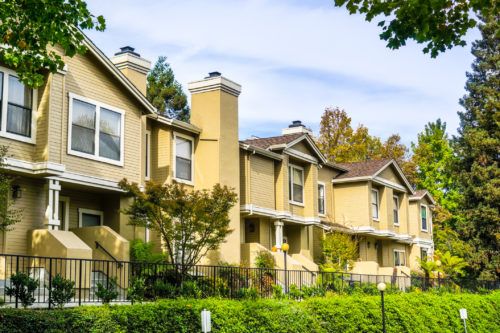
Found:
<box><xmin>332</xmin><ymin>182</ymin><xmax>370</xmax><ymax>227</ymax></box>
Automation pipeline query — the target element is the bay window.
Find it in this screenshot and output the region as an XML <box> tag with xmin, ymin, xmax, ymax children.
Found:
<box><xmin>174</xmin><ymin>133</ymin><xmax>193</xmax><ymax>183</ymax></box>
<box><xmin>0</xmin><ymin>68</ymin><xmax>37</xmax><ymax>143</ymax></box>
<box><xmin>68</xmin><ymin>93</ymin><xmax>124</xmax><ymax>166</ymax></box>
<box><xmin>289</xmin><ymin>164</ymin><xmax>304</xmax><ymax>205</ymax></box>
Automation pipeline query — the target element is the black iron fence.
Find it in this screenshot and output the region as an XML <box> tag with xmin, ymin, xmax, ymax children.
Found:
<box><xmin>0</xmin><ymin>253</ymin><xmax>498</xmax><ymax>308</ymax></box>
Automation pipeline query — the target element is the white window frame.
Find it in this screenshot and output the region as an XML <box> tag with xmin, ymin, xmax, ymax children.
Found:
<box><xmin>59</xmin><ymin>196</ymin><xmax>70</xmax><ymax>231</ymax></box>
<box><xmin>78</xmin><ymin>208</ymin><xmax>104</xmax><ymax>228</ymax></box>
<box><xmin>145</xmin><ymin>130</ymin><xmax>151</xmax><ymax>181</ymax></box>
<box><xmin>420</xmin><ymin>246</ymin><xmax>430</xmax><ymax>260</ymax></box>
<box><xmin>173</xmin><ymin>132</ymin><xmax>194</xmax><ymax>185</ymax></box>
<box><xmin>393</xmin><ymin>249</ymin><xmax>406</xmax><ymax>266</ymax></box>
<box><xmin>393</xmin><ymin>195</ymin><xmax>399</xmax><ymax>226</ymax></box>
<box><xmin>420</xmin><ymin>204</ymin><xmax>428</xmax><ymax>232</ymax></box>
<box><xmin>318</xmin><ymin>181</ymin><xmax>326</xmax><ymax>217</ymax></box>
<box><xmin>0</xmin><ymin>66</ymin><xmax>38</xmax><ymax>144</ymax></box>
<box><xmin>371</xmin><ymin>188</ymin><xmax>380</xmax><ymax>221</ymax></box>
<box><xmin>68</xmin><ymin>92</ymin><xmax>125</xmax><ymax>166</ymax></box>
<box><xmin>289</xmin><ymin>164</ymin><xmax>305</xmax><ymax>206</ymax></box>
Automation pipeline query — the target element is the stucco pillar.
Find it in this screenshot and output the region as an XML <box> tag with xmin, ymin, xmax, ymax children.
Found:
<box><xmin>44</xmin><ymin>179</ymin><xmax>61</xmax><ymax>230</ymax></box>
<box><xmin>274</xmin><ymin>221</ymin><xmax>284</xmax><ymax>249</ymax></box>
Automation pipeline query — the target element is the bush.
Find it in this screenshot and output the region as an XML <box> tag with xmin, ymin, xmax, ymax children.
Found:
<box><xmin>48</xmin><ymin>274</ymin><xmax>76</xmax><ymax>309</ymax></box>
<box><xmin>127</xmin><ymin>276</ymin><xmax>146</xmax><ymax>304</ymax></box>
<box><xmin>5</xmin><ymin>272</ymin><xmax>39</xmax><ymax>309</ymax></box>
<box><xmin>130</xmin><ymin>239</ymin><xmax>168</xmax><ymax>263</ymax></box>
<box><xmin>272</xmin><ymin>284</ymin><xmax>284</xmax><ymax>300</ymax></box>
<box><xmin>235</xmin><ymin>287</ymin><xmax>260</xmax><ymax>300</ymax></box>
<box><xmin>95</xmin><ymin>277</ymin><xmax>119</xmax><ymax>304</ymax></box>
<box><xmin>152</xmin><ymin>281</ymin><xmax>179</xmax><ymax>299</ymax></box>
<box><xmin>0</xmin><ymin>293</ymin><xmax>498</xmax><ymax>332</ymax></box>
<box><xmin>197</xmin><ymin>277</ymin><xmax>229</xmax><ymax>297</ymax></box>
<box><xmin>180</xmin><ymin>281</ymin><xmax>201</xmax><ymax>298</ymax></box>
<box><xmin>254</xmin><ymin>250</ymin><xmax>276</xmax><ymax>269</ymax></box>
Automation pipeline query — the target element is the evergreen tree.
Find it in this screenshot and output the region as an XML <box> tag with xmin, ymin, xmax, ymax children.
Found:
<box><xmin>453</xmin><ymin>15</ymin><xmax>500</xmax><ymax>280</ymax></box>
<box><xmin>147</xmin><ymin>56</ymin><xmax>190</xmax><ymax>122</ymax></box>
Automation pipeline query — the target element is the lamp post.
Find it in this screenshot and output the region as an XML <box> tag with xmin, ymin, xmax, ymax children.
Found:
<box><xmin>436</xmin><ymin>260</ymin><xmax>442</xmax><ymax>288</ymax></box>
<box><xmin>377</xmin><ymin>282</ymin><xmax>386</xmax><ymax>333</ymax></box>
<box><xmin>281</xmin><ymin>243</ymin><xmax>289</xmax><ymax>294</ymax></box>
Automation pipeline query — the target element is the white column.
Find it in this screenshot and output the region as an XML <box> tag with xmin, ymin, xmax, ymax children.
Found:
<box><xmin>274</xmin><ymin>221</ymin><xmax>284</xmax><ymax>249</ymax></box>
<box><xmin>44</xmin><ymin>179</ymin><xmax>61</xmax><ymax>230</ymax></box>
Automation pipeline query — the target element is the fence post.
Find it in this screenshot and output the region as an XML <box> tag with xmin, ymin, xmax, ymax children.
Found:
<box><xmin>78</xmin><ymin>259</ymin><xmax>82</xmax><ymax>306</ymax></box>
<box><xmin>14</xmin><ymin>256</ymin><xmax>19</xmax><ymax>308</ymax></box>
<box><xmin>106</xmin><ymin>261</ymin><xmax>110</xmax><ymax>289</ymax></box>
<box><xmin>48</xmin><ymin>258</ymin><xmax>53</xmax><ymax>309</ymax></box>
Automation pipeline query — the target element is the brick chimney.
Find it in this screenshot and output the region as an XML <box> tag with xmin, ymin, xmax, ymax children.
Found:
<box><xmin>110</xmin><ymin>46</ymin><xmax>151</xmax><ymax>95</ymax></box>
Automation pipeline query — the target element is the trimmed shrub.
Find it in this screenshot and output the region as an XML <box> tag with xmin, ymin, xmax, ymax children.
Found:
<box><xmin>5</xmin><ymin>272</ymin><xmax>39</xmax><ymax>309</ymax></box>
<box><xmin>48</xmin><ymin>274</ymin><xmax>76</xmax><ymax>309</ymax></box>
<box><xmin>95</xmin><ymin>277</ymin><xmax>119</xmax><ymax>304</ymax></box>
<box><xmin>0</xmin><ymin>293</ymin><xmax>498</xmax><ymax>332</ymax></box>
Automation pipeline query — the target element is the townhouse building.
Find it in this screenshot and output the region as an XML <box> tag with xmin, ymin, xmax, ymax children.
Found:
<box><xmin>0</xmin><ymin>34</ymin><xmax>434</xmax><ymax>278</ymax></box>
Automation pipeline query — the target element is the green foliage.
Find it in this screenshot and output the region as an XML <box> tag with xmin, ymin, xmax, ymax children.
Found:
<box><xmin>333</xmin><ymin>0</ymin><xmax>498</xmax><ymax>57</ymax></box>
<box><xmin>0</xmin><ymin>146</ymin><xmax>22</xmax><ymax>231</ymax></box>
<box><xmin>436</xmin><ymin>250</ymin><xmax>469</xmax><ymax>278</ymax></box>
<box><xmin>130</xmin><ymin>238</ymin><xmax>168</xmax><ymax>263</ymax></box>
<box><xmin>321</xmin><ymin>231</ymin><xmax>358</xmax><ymax>271</ymax></box>
<box><xmin>288</xmin><ymin>284</ymin><xmax>303</xmax><ymax>300</ymax></box>
<box><xmin>5</xmin><ymin>272</ymin><xmax>38</xmax><ymax>309</ymax></box>
<box><xmin>272</xmin><ymin>284</ymin><xmax>284</xmax><ymax>300</ymax></box>
<box><xmin>48</xmin><ymin>274</ymin><xmax>76</xmax><ymax>309</ymax></box>
<box><xmin>152</xmin><ymin>280</ymin><xmax>179</xmax><ymax>299</ymax></box>
<box><xmin>197</xmin><ymin>277</ymin><xmax>230</xmax><ymax>298</ymax></box>
<box><xmin>147</xmin><ymin>56</ymin><xmax>190</xmax><ymax>122</ymax></box>
<box><xmin>127</xmin><ymin>276</ymin><xmax>146</xmax><ymax>304</ymax></box>
<box><xmin>179</xmin><ymin>281</ymin><xmax>201</xmax><ymax>299</ymax></box>
<box><xmin>417</xmin><ymin>257</ymin><xmax>442</xmax><ymax>279</ymax></box>
<box><xmin>1</xmin><ymin>294</ymin><xmax>499</xmax><ymax>332</ymax></box>
<box><xmin>119</xmin><ymin>180</ymin><xmax>238</xmax><ymax>282</ymax></box>
<box><xmin>95</xmin><ymin>277</ymin><xmax>119</xmax><ymax>304</ymax></box>
<box><xmin>254</xmin><ymin>250</ymin><xmax>276</xmax><ymax>269</ymax></box>
<box><xmin>235</xmin><ymin>287</ymin><xmax>260</xmax><ymax>300</ymax></box>
<box><xmin>453</xmin><ymin>15</ymin><xmax>500</xmax><ymax>280</ymax></box>
<box><xmin>0</xmin><ymin>0</ymin><xmax>105</xmax><ymax>88</ymax></box>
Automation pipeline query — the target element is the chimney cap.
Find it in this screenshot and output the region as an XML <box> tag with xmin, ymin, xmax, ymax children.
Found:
<box><xmin>289</xmin><ymin>120</ymin><xmax>304</xmax><ymax>128</ymax></box>
<box><xmin>205</xmin><ymin>71</ymin><xmax>222</xmax><ymax>78</ymax></box>
<box><xmin>282</xmin><ymin>120</ymin><xmax>312</xmax><ymax>136</ymax></box>
<box><xmin>115</xmin><ymin>46</ymin><xmax>141</xmax><ymax>57</ymax></box>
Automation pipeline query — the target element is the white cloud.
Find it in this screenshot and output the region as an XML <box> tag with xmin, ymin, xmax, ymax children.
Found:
<box><xmin>85</xmin><ymin>0</ymin><xmax>479</xmax><ymax>143</ymax></box>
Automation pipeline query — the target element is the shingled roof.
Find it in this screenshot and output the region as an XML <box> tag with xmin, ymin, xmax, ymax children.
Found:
<box><xmin>409</xmin><ymin>189</ymin><xmax>436</xmax><ymax>204</ymax></box>
<box><xmin>410</xmin><ymin>190</ymin><xmax>428</xmax><ymax>198</ymax></box>
<box><xmin>335</xmin><ymin>158</ymin><xmax>392</xmax><ymax>179</ymax></box>
<box><xmin>241</xmin><ymin>133</ymin><xmax>304</xmax><ymax>149</ymax></box>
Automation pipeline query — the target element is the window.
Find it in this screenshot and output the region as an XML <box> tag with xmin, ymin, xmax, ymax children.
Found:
<box><xmin>289</xmin><ymin>164</ymin><xmax>304</xmax><ymax>205</ymax></box>
<box><xmin>393</xmin><ymin>195</ymin><xmax>399</xmax><ymax>225</ymax></box>
<box><xmin>421</xmin><ymin>205</ymin><xmax>428</xmax><ymax>231</ymax></box>
<box><xmin>372</xmin><ymin>189</ymin><xmax>379</xmax><ymax>220</ymax></box>
<box><xmin>0</xmin><ymin>68</ymin><xmax>37</xmax><ymax>143</ymax></box>
<box><xmin>68</xmin><ymin>93</ymin><xmax>124</xmax><ymax>166</ymax></box>
<box><xmin>318</xmin><ymin>182</ymin><xmax>326</xmax><ymax>215</ymax></box>
<box><xmin>394</xmin><ymin>250</ymin><xmax>406</xmax><ymax>266</ymax></box>
<box><xmin>174</xmin><ymin>133</ymin><xmax>193</xmax><ymax>184</ymax></box>
<box><xmin>420</xmin><ymin>248</ymin><xmax>428</xmax><ymax>260</ymax></box>
<box><xmin>145</xmin><ymin>130</ymin><xmax>151</xmax><ymax>180</ymax></box>
<box><xmin>78</xmin><ymin>208</ymin><xmax>103</xmax><ymax>228</ymax></box>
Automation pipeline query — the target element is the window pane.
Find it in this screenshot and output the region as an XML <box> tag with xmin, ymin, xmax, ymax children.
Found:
<box><xmin>7</xmin><ymin>104</ymin><xmax>31</xmax><ymax>136</ymax></box>
<box><xmin>176</xmin><ymin>137</ymin><xmax>192</xmax><ymax>159</ymax></box>
<box><xmin>176</xmin><ymin>157</ymin><xmax>191</xmax><ymax>180</ymax></box>
<box><xmin>72</xmin><ymin>99</ymin><xmax>96</xmax><ymax>129</ymax></box>
<box><xmin>0</xmin><ymin>72</ymin><xmax>3</xmax><ymax>121</ymax></box>
<box><xmin>72</xmin><ymin>125</ymin><xmax>95</xmax><ymax>154</ymax></box>
<box><xmin>8</xmin><ymin>75</ymin><xmax>32</xmax><ymax>107</ymax></box>
<box><xmin>99</xmin><ymin>132</ymin><xmax>120</xmax><ymax>160</ymax></box>
<box><xmin>293</xmin><ymin>168</ymin><xmax>303</xmax><ymax>185</ymax></box>
<box><xmin>293</xmin><ymin>184</ymin><xmax>303</xmax><ymax>203</ymax></box>
<box><xmin>100</xmin><ymin>108</ymin><xmax>121</xmax><ymax>136</ymax></box>
<box><xmin>318</xmin><ymin>185</ymin><xmax>325</xmax><ymax>199</ymax></box>
<box><xmin>372</xmin><ymin>190</ymin><xmax>378</xmax><ymax>203</ymax></box>
<box><xmin>82</xmin><ymin>213</ymin><xmax>100</xmax><ymax>227</ymax></box>
<box><xmin>318</xmin><ymin>185</ymin><xmax>325</xmax><ymax>214</ymax></box>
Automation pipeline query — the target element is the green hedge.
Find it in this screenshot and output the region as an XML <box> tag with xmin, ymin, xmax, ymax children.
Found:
<box><xmin>0</xmin><ymin>293</ymin><xmax>498</xmax><ymax>332</ymax></box>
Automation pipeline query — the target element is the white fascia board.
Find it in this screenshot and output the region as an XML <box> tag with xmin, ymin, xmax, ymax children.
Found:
<box><xmin>240</xmin><ymin>204</ymin><xmax>320</xmax><ymax>225</ymax></box>
<box><xmin>5</xmin><ymin>158</ymin><xmax>65</xmax><ymax>175</ymax></box>
<box><xmin>373</xmin><ymin>160</ymin><xmax>415</xmax><ymax>194</ymax></box>
<box><xmin>239</xmin><ymin>143</ymin><xmax>283</xmax><ymax>161</ymax></box>
<box><xmin>285</xmin><ymin>135</ymin><xmax>327</xmax><ymax>164</ymax></box>
<box><xmin>148</xmin><ymin>114</ymin><xmax>202</xmax><ymax>134</ymax></box>
<box><xmin>372</xmin><ymin>176</ymin><xmax>408</xmax><ymax>192</ymax></box>
<box><xmin>49</xmin><ymin>171</ymin><xmax>123</xmax><ymax>192</ymax></box>
<box><xmin>284</xmin><ymin>148</ymin><xmax>318</xmax><ymax>164</ymax></box>
<box><xmin>331</xmin><ymin>176</ymin><xmax>372</xmax><ymax>184</ymax></box>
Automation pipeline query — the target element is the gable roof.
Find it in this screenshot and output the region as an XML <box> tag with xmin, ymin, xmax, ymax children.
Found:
<box><xmin>409</xmin><ymin>190</ymin><xmax>436</xmax><ymax>205</ymax></box>
<box><xmin>241</xmin><ymin>133</ymin><xmax>303</xmax><ymax>149</ymax></box>
<box><xmin>333</xmin><ymin>158</ymin><xmax>415</xmax><ymax>194</ymax></box>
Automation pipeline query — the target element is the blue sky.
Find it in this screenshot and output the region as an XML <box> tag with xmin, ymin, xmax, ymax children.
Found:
<box><xmin>85</xmin><ymin>0</ymin><xmax>479</xmax><ymax>144</ymax></box>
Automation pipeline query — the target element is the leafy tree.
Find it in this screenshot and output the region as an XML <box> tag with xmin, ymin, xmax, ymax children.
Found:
<box><xmin>320</xmin><ymin>231</ymin><xmax>359</xmax><ymax>271</ymax></box>
<box><xmin>333</xmin><ymin>0</ymin><xmax>499</xmax><ymax>57</ymax></box>
<box><xmin>119</xmin><ymin>180</ymin><xmax>238</xmax><ymax>283</ymax></box>
<box><xmin>435</xmin><ymin>250</ymin><xmax>468</xmax><ymax>278</ymax></box>
<box><xmin>411</xmin><ymin>120</ymin><xmax>462</xmax><ymax>214</ymax></box>
<box><xmin>147</xmin><ymin>56</ymin><xmax>190</xmax><ymax>122</ymax></box>
<box><xmin>453</xmin><ymin>15</ymin><xmax>500</xmax><ymax>280</ymax></box>
<box><xmin>376</xmin><ymin>134</ymin><xmax>417</xmax><ymax>185</ymax></box>
<box><xmin>317</xmin><ymin>107</ymin><xmax>381</xmax><ymax>163</ymax></box>
<box><xmin>0</xmin><ymin>146</ymin><xmax>21</xmax><ymax>231</ymax></box>
<box><xmin>129</xmin><ymin>238</ymin><xmax>168</xmax><ymax>263</ymax></box>
<box><xmin>0</xmin><ymin>0</ymin><xmax>105</xmax><ymax>88</ymax></box>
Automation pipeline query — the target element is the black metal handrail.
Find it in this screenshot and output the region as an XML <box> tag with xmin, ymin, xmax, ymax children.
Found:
<box><xmin>95</xmin><ymin>241</ymin><xmax>123</xmax><ymax>268</ymax></box>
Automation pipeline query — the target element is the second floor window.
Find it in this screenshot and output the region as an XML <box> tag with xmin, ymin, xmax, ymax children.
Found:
<box><xmin>174</xmin><ymin>134</ymin><xmax>193</xmax><ymax>183</ymax></box>
<box><xmin>69</xmin><ymin>93</ymin><xmax>124</xmax><ymax>165</ymax></box>
<box><xmin>421</xmin><ymin>205</ymin><xmax>428</xmax><ymax>231</ymax></box>
<box><xmin>318</xmin><ymin>183</ymin><xmax>325</xmax><ymax>215</ymax></box>
<box><xmin>289</xmin><ymin>165</ymin><xmax>304</xmax><ymax>204</ymax></box>
<box><xmin>393</xmin><ymin>196</ymin><xmax>399</xmax><ymax>225</ymax></box>
<box><xmin>372</xmin><ymin>189</ymin><xmax>379</xmax><ymax>220</ymax></box>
